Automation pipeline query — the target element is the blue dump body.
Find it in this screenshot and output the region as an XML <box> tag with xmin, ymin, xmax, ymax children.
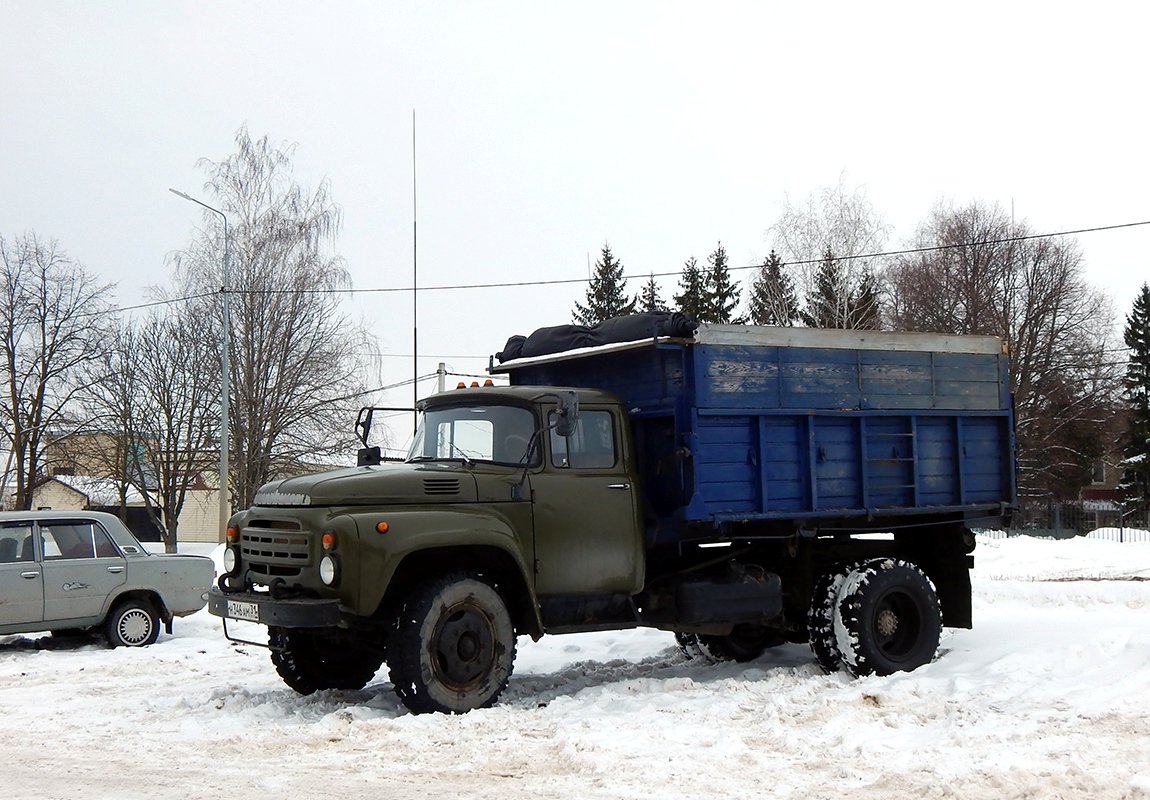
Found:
<box><xmin>498</xmin><ymin>324</ymin><xmax>1016</xmax><ymax>547</ymax></box>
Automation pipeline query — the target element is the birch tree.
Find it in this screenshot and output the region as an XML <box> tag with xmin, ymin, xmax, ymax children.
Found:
<box><xmin>172</xmin><ymin>127</ymin><xmax>378</xmax><ymax>511</ymax></box>
<box><xmin>767</xmin><ymin>175</ymin><xmax>890</xmax><ymax>327</ymax></box>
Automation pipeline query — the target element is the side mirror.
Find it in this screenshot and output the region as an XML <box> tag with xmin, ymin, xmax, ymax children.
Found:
<box><xmin>552</xmin><ymin>390</ymin><xmax>579</xmax><ymax>438</ymax></box>
<box><xmin>357</xmin><ymin>446</ymin><xmax>382</xmax><ymax>466</ymax></box>
<box><xmin>355</xmin><ymin>407</ymin><xmax>375</xmax><ymax>448</ymax></box>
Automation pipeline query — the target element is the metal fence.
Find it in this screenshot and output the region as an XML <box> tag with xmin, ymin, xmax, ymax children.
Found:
<box><xmin>983</xmin><ymin>500</ymin><xmax>1150</xmax><ymax>541</ymax></box>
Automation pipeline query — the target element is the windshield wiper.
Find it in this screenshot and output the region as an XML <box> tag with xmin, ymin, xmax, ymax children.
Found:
<box><xmin>406</xmin><ymin>444</ymin><xmax>475</xmax><ymax>466</ymax></box>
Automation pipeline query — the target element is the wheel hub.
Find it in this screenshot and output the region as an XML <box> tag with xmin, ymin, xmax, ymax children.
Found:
<box><xmin>118</xmin><ymin>610</ymin><xmax>152</xmax><ymax>645</ymax></box>
<box><xmin>457</xmin><ymin>632</ymin><xmax>480</xmax><ymax>661</ymax></box>
<box><xmin>431</xmin><ymin>603</ymin><xmax>495</xmax><ymax>690</ymax></box>
<box><xmin>876</xmin><ymin>608</ymin><xmax>898</xmax><ymax>638</ymax></box>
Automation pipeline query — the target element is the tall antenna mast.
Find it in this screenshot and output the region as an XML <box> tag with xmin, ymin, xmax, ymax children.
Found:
<box><xmin>412</xmin><ymin>109</ymin><xmax>418</xmax><ymax>433</ymax></box>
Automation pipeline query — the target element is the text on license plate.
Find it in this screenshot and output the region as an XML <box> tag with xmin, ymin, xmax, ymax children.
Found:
<box><xmin>226</xmin><ymin>600</ymin><xmax>260</xmax><ymax>622</ymax></box>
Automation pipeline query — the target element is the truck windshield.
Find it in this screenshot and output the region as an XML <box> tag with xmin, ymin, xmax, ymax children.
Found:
<box><xmin>407</xmin><ymin>403</ymin><xmax>540</xmax><ymax>466</ymax></box>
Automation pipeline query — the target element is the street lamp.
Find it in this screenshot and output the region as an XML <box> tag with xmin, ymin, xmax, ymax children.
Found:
<box><xmin>170</xmin><ymin>188</ymin><xmax>232</xmax><ymax>542</ymax></box>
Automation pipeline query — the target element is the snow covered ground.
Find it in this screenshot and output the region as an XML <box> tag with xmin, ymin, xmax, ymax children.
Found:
<box><xmin>2</xmin><ymin>534</ymin><xmax>1149</xmax><ymax>800</ymax></box>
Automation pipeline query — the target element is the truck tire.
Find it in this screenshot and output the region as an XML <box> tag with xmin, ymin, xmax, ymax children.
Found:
<box><xmin>269</xmin><ymin>627</ymin><xmax>385</xmax><ymax>695</ymax></box>
<box><xmin>387</xmin><ymin>572</ymin><xmax>516</xmax><ymax>714</ymax></box>
<box><xmin>807</xmin><ymin>568</ymin><xmax>848</xmax><ymax>674</ymax></box>
<box><xmin>697</xmin><ymin>624</ymin><xmax>786</xmax><ymax>663</ymax></box>
<box><xmin>674</xmin><ymin>632</ymin><xmax>707</xmax><ymax>660</ymax></box>
<box><xmin>103</xmin><ymin>598</ymin><xmax>160</xmax><ymax>648</ymax></box>
<box><xmin>834</xmin><ymin>559</ymin><xmax>942</xmax><ymax>677</ymax></box>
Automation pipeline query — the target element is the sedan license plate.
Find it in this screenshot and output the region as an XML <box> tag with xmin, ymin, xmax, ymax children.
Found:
<box><xmin>226</xmin><ymin>600</ymin><xmax>260</xmax><ymax>622</ymax></box>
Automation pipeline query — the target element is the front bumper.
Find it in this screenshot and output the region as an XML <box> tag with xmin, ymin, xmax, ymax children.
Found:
<box><xmin>207</xmin><ymin>587</ymin><xmax>342</xmax><ymax>628</ymax></box>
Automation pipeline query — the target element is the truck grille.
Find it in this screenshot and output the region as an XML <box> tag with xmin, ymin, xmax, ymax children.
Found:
<box><xmin>240</xmin><ymin>523</ymin><xmax>310</xmax><ymax>578</ymax></box>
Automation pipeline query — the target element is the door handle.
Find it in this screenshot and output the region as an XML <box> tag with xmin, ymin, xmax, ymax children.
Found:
<box><xmin>20</xmin><ymin>571</ymin><xmax>39</xmax><ymax>579</ymax></box>
<box><xmin>107</xmin><ymin>566</ymin><xmax>124</xmax><ymax>574</ymax></box>
<box><xmin>607</xmin><ymin>483</ymin><xmax>631</xmax><ymax>490</ymax></box>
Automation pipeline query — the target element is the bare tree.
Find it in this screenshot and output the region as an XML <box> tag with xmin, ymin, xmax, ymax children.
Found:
<box><xmin>0</xmin><ymin>232</ymin><xmax>115</xmax><ymax>509</ymax></box>
<box><xmin>70</xmin><ymin>323</ymin><xmax>140</xmax><ymax>523</ymax></box>
<box><xmin>767</xmin><ymin>174</ymin><xmax>890</xmax><ymax>327</ymax></box>
<box><xmin>83</xmin><ymin>309</ymin><xmax>219</xmax><ymax>552</ymax></box>
<box><xmin>886</xmin><ymin>200</ymin><xmax>1121</xmax><ymax>500</ymax></box>
<box><xmin>173</xmin><ymin>127</ymin><xmax>379</xmax><ymax>510</ymax></box>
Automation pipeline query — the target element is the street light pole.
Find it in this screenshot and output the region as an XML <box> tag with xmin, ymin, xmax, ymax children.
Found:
<box><xmin>170</xmin><ymin>188</ymin><xmax>231</xmax><ymax>542</ymax></box>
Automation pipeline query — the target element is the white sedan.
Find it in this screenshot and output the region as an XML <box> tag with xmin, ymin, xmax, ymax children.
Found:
<box><xmin>0</xmin><ymin>510</ymin><xmax>214</xmax><ymax>646</ymax></box>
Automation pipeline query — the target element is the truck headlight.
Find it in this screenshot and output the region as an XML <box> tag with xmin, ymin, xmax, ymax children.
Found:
<box><xmin>223</xmin><ymin>545</ymin><xmax>240</xmax><ymax>574</ymax></box>
<box><xmin>319</xmin><ymin>554</ymin><xmax>340</xmax><ymax>586</ymax></box>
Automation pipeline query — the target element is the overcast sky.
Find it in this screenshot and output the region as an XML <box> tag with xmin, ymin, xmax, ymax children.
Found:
<box><xmin>3</xmin><ymin>1</ymin><xmax>1147</xmax><ymax>438</ymax></box>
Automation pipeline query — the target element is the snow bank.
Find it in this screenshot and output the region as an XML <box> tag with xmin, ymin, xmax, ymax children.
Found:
<box><xmin>1</xmin><ymin>536</ymin><xmax>1148</xmax><ymax>799</ymax></box>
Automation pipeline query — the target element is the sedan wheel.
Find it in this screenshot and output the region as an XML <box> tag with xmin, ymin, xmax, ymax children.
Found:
<box><xmin>104</xmin><ymin>599</ymin><xmax>160</xmax><ymax>648</ymax></box>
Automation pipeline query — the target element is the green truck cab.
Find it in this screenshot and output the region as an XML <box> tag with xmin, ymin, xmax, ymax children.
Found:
<box><xmin>210</xmin><ymin>385</ymin><xmax>647</xmax><ymax>713</ymax></box>
<box><xmin>209</xmin><ymin>322</ymin><xmax>1015</xmax><ymax>714</ymax></box>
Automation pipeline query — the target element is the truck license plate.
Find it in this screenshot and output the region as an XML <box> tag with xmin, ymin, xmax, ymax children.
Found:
<box><xmin>226</xmin><ymin>600</ymin><xmax>260</xmax><ymax>622</ymax></box>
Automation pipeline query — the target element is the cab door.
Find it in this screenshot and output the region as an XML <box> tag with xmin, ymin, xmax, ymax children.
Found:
<box><xmin>0</xmin><ymin>522</ymin><xmax>42</xmax><ymax>628</ymax></box>
<box><xmin>529</xmin><ymin>407</ymin><xmax>645</xmax><ymax>596</ymax></box>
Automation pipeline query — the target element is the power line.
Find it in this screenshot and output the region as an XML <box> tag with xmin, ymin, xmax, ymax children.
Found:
<box><xmin>104</xmin><ymin>217</ymin><xmax>1150</xmax><ymax>314</ymax></box>
<box><xmin>253</xmin><ymin>217</ymin><xmax>1150</xmax><ymax>294</ymax></box>
<box><xmin>319</xmin><ymin>372</ymin><xmax>440</xmax><ymax>404</ymax></box>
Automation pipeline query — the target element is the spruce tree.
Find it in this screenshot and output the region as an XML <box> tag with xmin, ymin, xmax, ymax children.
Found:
<box><xmin>673</xmin><ymin>255</ymin><xmax>709</xmax><ymax>322</ymax></box>
<box><xmin>706</xmin><ymin>242</ymin><xmax>742</xmax><ymax>323</ymax></box>
<box><xmin>573</xmin><ymin>242</ymin><xmax>636</xmax><ymax>325</ymax></box>
<box><xmin>638</xmin><ymin>272</ymin><xmax>664</xmax><ymax>313</ymax></box>
<box><xmin>1121</xmin><ymin>282</ymin><xmax>1150</xmax><ymax>508</ymax></box>
<box><xmin>849</xmin><ymin>266</ymin><xmax>882</xmax><ymax>330</ymax></box>
<box><xmin>747</xmin><ymin>250</ymin><xmax>800</xmax><ymax>326</ymax></box>
<box><xmin>801</xmin><ymin>248</ymin><xmax>848</xmax><ymax>328</ymax></box>
<box><xmin>801</xmin><ymin>248</ymin><xmax>879</xmax><ymax>330</ymax></box>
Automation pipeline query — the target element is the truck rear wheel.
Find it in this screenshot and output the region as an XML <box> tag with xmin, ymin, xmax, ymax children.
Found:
<box><xmin>387</xmin><ymin>572</ymin><xmax>516</xmax><ymax>714</ymax></box>
<box><xmin>269</xmin><ymin>627</ymin><xmax>385</xmax><ymax>695</ymax></box>
<box><xmin>834</xmin><ymin>559</ymin><xmax>941</xmax><ymax>677</ymax></box>
<box><xmin>808</xmin><ymin>567</ymin><xmax>851</xmax><ymax>674</ymax></box>
<box><xmin>698</xmin><ymin>624</ymin><xmax>786</xmax><ymax>663</ymax></box>
<box><xmin>674</xmin><ymin>632</ymin><xmax>706</xmax><ymax>660</ymax></box>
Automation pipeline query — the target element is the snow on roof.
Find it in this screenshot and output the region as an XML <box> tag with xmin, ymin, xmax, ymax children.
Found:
<box><xmin>46</xmin><ymin>475</ymin><xmax>145</xmax><ymax>506</ymax></box>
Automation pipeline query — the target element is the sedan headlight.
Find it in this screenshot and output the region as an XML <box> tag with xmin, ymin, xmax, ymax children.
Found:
<box><xmin>319</xmin><ymin>554</ymin><xmax>340</xmax><ymax>586</ymax></box>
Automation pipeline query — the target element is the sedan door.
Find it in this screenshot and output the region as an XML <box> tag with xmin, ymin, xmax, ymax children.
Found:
<box><xmin>39</xmin><ymin>519</ymin><xmax>126</xmax><ymax>625</ymax></box>
<box><xmin>0</xmin><ymin>522</ymin><xmax>42</xmax><ymax>628</ymax></box>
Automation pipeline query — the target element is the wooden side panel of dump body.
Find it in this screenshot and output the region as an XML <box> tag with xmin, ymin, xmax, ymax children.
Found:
<box><xmin>494</xmin><ymin>325</ymin><xmax>1016</xmax><ymax>547</ymax></box>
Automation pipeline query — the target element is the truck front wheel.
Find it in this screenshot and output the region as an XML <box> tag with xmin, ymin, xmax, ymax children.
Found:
<box><xmin>269</xmin><ymin>627</ymin><xmax>385</xmax><ymax>694</ymax></box>
<box><xmin>387</xmin><ymin>572</ymin><xmax>516</xmax><ymax>714</ymax></box>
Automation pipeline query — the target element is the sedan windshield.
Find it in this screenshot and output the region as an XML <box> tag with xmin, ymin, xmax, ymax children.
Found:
<box><xmin>407</xmin><ymin>403</ymin><xmax>539</xmax><ymax>466</ymax></box>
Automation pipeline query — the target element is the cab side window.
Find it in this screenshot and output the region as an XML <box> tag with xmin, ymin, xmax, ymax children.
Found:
<box><xmin>549</xmin><ymin>410</ymin><xmax>616</xmax><ymax>469</ymax></box>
